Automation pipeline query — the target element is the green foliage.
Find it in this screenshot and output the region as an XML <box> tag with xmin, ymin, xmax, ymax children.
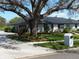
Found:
<box><xmin>8</xmin><ymin>33</ymin><xmax>31</xmax><ymax>42</ymax></box>
<box><xmin>34</xmin><ymin>42</ymin><xmax>69</xmax><ymax>50</ymax></box>
<box><xmin>0</xmin><ymin>25</ymin><xmax>7</xmax><ymax>30</ymax></box>
<box><xmin>11</xmin><ymin>27</ymin><xmax>16</xmax><ymax>33</ymax></box>
<box><xmin>37</xmin><ymin>33</ymin><xmax>64</xmax><ymax>41</ymax></box>
<box><xmin>34</xmin><ymin>41</ymin><xmax>79</xmax><ymax>50</ymax></box>
<box><xmin>73</xmin><ymin>34</ymin><xmax>79</xmax><ymax>39</ymax></box>
<box><xmin>77</xmin><ymin>29</ymin><xmax>79</xmax><ymax>31</ymax></box>
<box><xmin>4</xmin><ymin>26</ymin><xmax>12</xmax><ymax>32</ymax></box>
<box><xmin>74</xmin><ymin>41</ymin><xmax>79</xmax><ymax>47</ymax></box>
<box><xmin>9</xmin><ymin>17</ymin><xmax>23</xmax><ymax>24</ymax></box>
<box><xmin>44</xmin><ymin>24</ymin><xmax>49</xmax><ymax>32</ymax></box>
<box><xmin>63</xmin><ymin>28</ymin><xmax>71</xmax><ymax>33</ymax></box>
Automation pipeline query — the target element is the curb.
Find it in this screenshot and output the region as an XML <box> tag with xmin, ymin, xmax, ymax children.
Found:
<box><xmin>56</xmin><ymin>47</ymin><xmax>79</xmax><ymax>53</ymax></box>
<box><xmin>16</xmin><ymin>46</ymin><xmax>79</xmax><ymax>59</ymax></box>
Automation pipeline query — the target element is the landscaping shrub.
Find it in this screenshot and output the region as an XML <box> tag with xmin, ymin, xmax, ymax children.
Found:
<box><xmin>0</xmin><ymin>25</ymin><xmax>7</xmax><ymax>30</ymax></box>
<box><xmin>4</xmin><ymin>26</ymin><xmax>12</xmax><ymax>32</ymax></box>
<box><xmin>63</xmin><ymin>28</ymin><xmax>71</xmax><ymax>33</ymax></box>
<box><xmin>8</xmin><ymin>33</ymin><xmax>31</xmax><ymax>42</ymax></box>
<box><xmin>44</xmin><ymin>24</ymin><xmax>49</xmax><ymax>32</ymax></box>
<box><xmin>11</xmin><ymin>27</ymin><xmax>16</xmax><ymax>33</ymax></box>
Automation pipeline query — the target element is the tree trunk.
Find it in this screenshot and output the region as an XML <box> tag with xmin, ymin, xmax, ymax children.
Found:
<box><xmin>29</xmin><ymin>18</ymin><xmax>38</xmax><ymax>36</ymax></box>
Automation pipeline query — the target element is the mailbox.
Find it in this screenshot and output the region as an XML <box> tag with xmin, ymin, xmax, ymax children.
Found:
<box><xmin>64</xmin><ymin>33</ymin><xmax>73</xmax><ymax>47</ymax></box>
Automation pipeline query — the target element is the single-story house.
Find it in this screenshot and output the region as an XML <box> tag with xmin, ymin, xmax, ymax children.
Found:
<box><xmin>9</xmin><ymin>17</ymin><xmax>79</xmax><ymax>33</ymax></box>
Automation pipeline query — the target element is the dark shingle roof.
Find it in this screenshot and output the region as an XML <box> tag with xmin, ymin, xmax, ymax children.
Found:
<box><xmin>9</xmin><ymin>17</ymin><xmax>79</xmax><ymax>26</ymax></box>
<box><xmin>44</xmin><ymin>17</ymin><xmax>79</xmax><ymax>24</ymax></box>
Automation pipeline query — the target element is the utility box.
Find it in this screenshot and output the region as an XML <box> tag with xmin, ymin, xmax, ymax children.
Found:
<box><xmin>64</xmin><ymin>33</ymin><xmax>73</xmax><ymax>47</ymax></box>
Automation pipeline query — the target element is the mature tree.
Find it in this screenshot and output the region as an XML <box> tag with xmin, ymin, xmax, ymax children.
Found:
<box><xmin>0</xmin><ymin>0</ymin><xmax>77</xmax><ymax>36</ymax></box>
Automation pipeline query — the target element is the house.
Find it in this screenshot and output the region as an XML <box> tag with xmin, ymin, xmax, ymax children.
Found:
<box><xmin>9</xmin><ymin>17</ymin><xmax>79</xmax><ymax>33</ymax></box>
<box><xmin>42</xmin><ymin>17</ymin><xmax>79</xmax><ymax>32</ymax></box>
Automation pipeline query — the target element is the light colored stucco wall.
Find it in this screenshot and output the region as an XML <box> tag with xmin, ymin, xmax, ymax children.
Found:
<box><xmin>77</xmin><ymin>24</ymin><xmax>79</xmax><ymax>29</ymax></box>
<box><xmin>37</xmin><ymin>23</ymin><xmax>79</xmax><ymax>33</ymax></box>
<box><xmin>48</xmin><ymin>24</ymin><xmax>52</xmax><ymax>32</ymax></box>
<box><xmin>53</xmin><ymin>24</ymin><xmax>58</xmax><ymax>32</ymax></box>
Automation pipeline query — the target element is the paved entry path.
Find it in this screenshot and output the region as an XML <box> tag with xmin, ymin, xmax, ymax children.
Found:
<box><xmin>30</xmin><ymin>53</ymin><xmax>79</xmax><ymax>59</ymax></box>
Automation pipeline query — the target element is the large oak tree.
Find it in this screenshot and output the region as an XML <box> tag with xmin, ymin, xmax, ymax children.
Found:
<box><xmin>0</xmin><ymin>0</ymin><xmax>77</xmax><ymax>35</ymax></box>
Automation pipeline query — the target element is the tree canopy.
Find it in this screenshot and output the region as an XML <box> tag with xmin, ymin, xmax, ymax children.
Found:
<box><xmin>0</xmin><ymin>0</ymin><xmax>77</xmax><ymax>19</ymax></box>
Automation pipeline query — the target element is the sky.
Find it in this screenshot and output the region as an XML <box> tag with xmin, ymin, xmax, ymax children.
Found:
<box><xmin>0</xmin><ymin>11</ymin><xmax>18</xmax><ymax>22</ymax></box>
<box><xmin>48</xmin><ymin>9</ymin><xmax>79</xmax><ymax>20</ymax></box>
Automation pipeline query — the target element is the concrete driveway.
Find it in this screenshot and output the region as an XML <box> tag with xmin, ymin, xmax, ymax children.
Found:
<box><xmin>0</xmin><ymin>31</ymin><xmax>54</xmax><ymax>59</ymax></box>
<box><xmin>0</xmin><ymin>41</ymin><xmax>55</xmax><ymax>59</ymax></box>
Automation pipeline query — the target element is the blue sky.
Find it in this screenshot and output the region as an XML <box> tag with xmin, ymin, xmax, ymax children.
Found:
<box><xmin>48</xmin><ymin>10</ymin><xmax>79</xmax><ymax>20</ymax></box>
<box><xmin>0</xmin><ymin>11</ymin><xmax>18</xmax><ymax>21</ymax></box>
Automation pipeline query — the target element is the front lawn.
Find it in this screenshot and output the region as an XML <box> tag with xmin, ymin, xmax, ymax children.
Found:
<box><xmin>37</xmin><ymin>33</ymin><xmax>64</xmax><ymax>41</ymax></box>
<box><xmin>0</xmin><ymin>25</ymin><xmax>7</xmax><ymax>30</ymax></box>
<box><xmin>37</xmin><ymin>33</ymin><xmax>79</xmax><ymax>41</ymax></box>
<box><xmin>8</xmin><ymin>32</ymin><xmax>79</xmax><ymax>42</ymax></box>
<box><xmin>73</xmin><ymin>34</ymin><xmax>79</xmax><ymax>39</ymax></box>
<box><xmin>34</xmin><ymin>41</ymin><xmax>79</xmax><ymax>50</ymax></box>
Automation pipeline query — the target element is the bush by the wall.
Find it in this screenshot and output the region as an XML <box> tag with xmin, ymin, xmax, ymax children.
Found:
<box><xmin>4</xmin><ymin>26</ymin><xmax>12</xmax><ymax>32</ymax></box>
<box><xmin>11</xmin><ymin>27</ymin><xmax>16</xmax><ymax>33</ymax></box>
<box><xmin>63</xmin><ymin>28</ymin><xmax>71</xmax><ymax>33</ymax></box>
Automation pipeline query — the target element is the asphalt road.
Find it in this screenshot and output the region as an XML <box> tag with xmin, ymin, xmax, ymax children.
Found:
<box><xmin>30</xmin><ymin>53</ymin><xmax>79</xmax><ymax>59</ymax></box>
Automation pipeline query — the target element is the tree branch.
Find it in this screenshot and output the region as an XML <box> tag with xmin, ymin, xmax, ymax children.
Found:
<box><xmin>0</xmin><ymin>6</ymin><xmax>28</xmax><ymax>22</ymax></box>
<box><xmin>0</xmin><ymin>1</ymin><xmax>33</xmax><ymax>17</ymax></box>
<box><xmin>43</xmin><ymin>0</ymin><xmax>75</xmax><ymax>16</ymax></box>
<box><xmin>33</xmin><ymin>0</ymin><xmax>42</xmax><ymax>14</ymax></box>
<box><xmin>30</xmin><ymin>0</ymin><xmax>36</xmax><ymax>12</ymax></box>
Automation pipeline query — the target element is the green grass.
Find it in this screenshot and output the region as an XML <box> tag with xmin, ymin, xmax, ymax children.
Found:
<box><xmin>0</xmin><ymin>25</ymin><xmax>8</xmax><ymax>30</ymax></box>
<box><xmin>34</xmin><ymin>41</ymin><xmax>79</xmax><ymax>50</ymax></box>
<box><xmin>74</xmin><ymin>41</ymin><xmax>79</xmax><ymax>47</ymax></box>
<box><xmin>37</xmin><ymin>33</ymin><xmax>79</xmax><ymax>41</ymax></box>
<box><xmin>37</xmin><ymin>33</ymin><xmax>64</xmax><ymax>41</ymax></box>
<box><xmin>34</xmin><ymin>42</ymin><xmax>69</xmax><ymax>50</ymax></box>
<box><xmin>73</xmin><ymin>34</ymin><xmax>79</xmax><ymax>39</ymax></box>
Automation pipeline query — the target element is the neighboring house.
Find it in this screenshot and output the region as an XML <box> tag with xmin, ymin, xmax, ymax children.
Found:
<box><xmin>9</xmin><ymin>17</ymin><xmax>79</xmax><ymax>33</ymax></box>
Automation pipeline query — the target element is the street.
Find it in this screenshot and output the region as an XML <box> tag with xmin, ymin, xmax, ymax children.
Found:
<box><xmin>30</xmin><ymin>53</ymin><xmax>79</xmax><ymax>59</ymax></box>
